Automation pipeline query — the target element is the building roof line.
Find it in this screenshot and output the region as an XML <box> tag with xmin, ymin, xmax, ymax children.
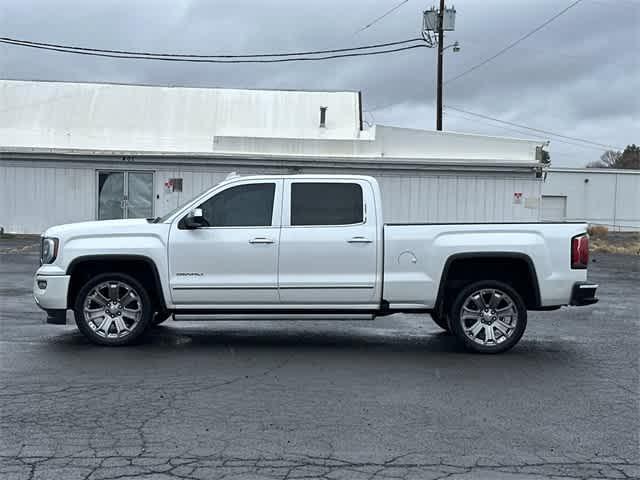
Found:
<box><xmin>547</xmin><ymin>167</ymin><xmax>640</xmax><ymax>175</ymax></box>
<box><xmin>0</xmin><ymin>77</ymin><xmax>360</xmax><ymax>95</ymax></box>
<box><xmin>0</xmin><ymin>147</ymin><xmax>542</xmax><ymax>171</ymax></box>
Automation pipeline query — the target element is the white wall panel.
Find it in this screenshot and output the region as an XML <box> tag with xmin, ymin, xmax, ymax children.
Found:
<box><xmin>0</xmin><ymin>164</ymin><xmax>95</xmax><ymax>234</ymax></box>
<box><xmin>376</xmin><ymin>174</ymin><xmax>541</xmax><ymax>223</ymax></box>
<box><xmin>543</xmin><ymin>169</ymin><xmax>640</xmax><ymax>231</ymax></box>
<box><xmin>5</xmin><ymin>161</ymin><xmax>636</xmax><ymax>235</ymax></box>
<box><xmin>152</xmin><ymin>167</ymin><xmax>542</xmax><ymax>225</ymax></box>
<box><xmin>615</xmin><ymin>174</ymin><xmax>640</xmax><ymax>230</ymax></box>
<box><xmin>0</xmin><ymin>80</ymin><xmax>362</xmax><ymax>151</ymax></box>
<box><xmin>1</xmin><ymin>159</ymin><xmax>543</xmax><ymax>233</ymax></box>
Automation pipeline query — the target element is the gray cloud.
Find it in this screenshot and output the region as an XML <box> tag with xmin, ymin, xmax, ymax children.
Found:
<box><xmin>0</xmin><ymin>0</ymin><xmax>637</xmax><ymax>166</ymax></box>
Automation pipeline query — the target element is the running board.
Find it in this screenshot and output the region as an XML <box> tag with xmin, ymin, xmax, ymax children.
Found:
<box><xmin>173</xmin><ymin>312</ymin><xmax>375</xmax><ymax>321</ymax></box>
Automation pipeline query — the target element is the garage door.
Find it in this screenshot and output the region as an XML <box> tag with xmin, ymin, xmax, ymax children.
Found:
<box><xmin>541</xmin><ymin>195</ymin><xmax>567</xmax><ymax>222</ymax></box>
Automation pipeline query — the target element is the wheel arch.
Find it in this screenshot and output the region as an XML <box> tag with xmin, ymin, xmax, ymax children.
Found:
<box><xmin>66</xmin><ymin>255</ymin><xmax>166</xmax><ymax>312</ymax></box>
<box><xmin>434</xmin><ymin>252</ymin><xmax>541</xmax><ymax>315</ymax></box>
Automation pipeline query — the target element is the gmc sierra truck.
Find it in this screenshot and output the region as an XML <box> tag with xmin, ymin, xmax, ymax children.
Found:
<box><xmin>34</xmin><ymin>174</ymin><xmax>598</xmax><ymax>353</ymax></box>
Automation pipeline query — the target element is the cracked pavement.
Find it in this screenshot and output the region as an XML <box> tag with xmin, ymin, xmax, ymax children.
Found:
<box><xmin>1</xmin><ymin>237</ymin><xmax>638</xmax><ymax>479</ymax></box>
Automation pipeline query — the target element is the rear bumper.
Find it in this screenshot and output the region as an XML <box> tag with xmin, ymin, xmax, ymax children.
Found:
<box><xmin>570</xmin><ymin>282</ymin><xmax>599</xmax><ymax>306</ymax></box>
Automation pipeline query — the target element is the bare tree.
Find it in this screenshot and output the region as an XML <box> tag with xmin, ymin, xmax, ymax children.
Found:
<box><xmin>587</xmin><ymin>150</ymin><xmax>622</xmax><ymax>168</ymax></box>
<box><xmin>586</xmin><ymin>145</ymin><xmax>639</xmax><ymax>170</ymax></box>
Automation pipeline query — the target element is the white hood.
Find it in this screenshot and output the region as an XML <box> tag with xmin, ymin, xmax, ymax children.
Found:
<box><xmin>44</xmin><ymin>218</ymin><xmax>152</xmax><ymax>239</ymax></box>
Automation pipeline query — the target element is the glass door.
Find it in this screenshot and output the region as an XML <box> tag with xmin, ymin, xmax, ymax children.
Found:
<box><xmin>98</xmin><ymin>171</ymin><xmax>125</xmax><ymax>220</ymax></box>
<box><xmin>97</xmin><ymin>171</ymin><xmax>154</xmax><ymax>220</ymax></box>
<box><xmin>127</xmin><ymin>172</ymin><xmax>154</xmax><ymax>219</ymax></box>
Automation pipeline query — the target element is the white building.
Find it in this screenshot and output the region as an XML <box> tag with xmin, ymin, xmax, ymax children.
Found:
<box><xmin>542</xmin><ymin>168</ymin><xmax>640</xmax><ymax>231</ymax></box>
<box><xmin>3</xmin><ymin>79</ymin><xmax>634</xmax><ymax>235</ymax></box>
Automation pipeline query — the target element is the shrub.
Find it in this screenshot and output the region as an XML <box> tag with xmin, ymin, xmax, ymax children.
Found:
<box><xmin>587</xmin><ymin>225</ymin><xmax>609</xmax><ymax>238</ymax></box>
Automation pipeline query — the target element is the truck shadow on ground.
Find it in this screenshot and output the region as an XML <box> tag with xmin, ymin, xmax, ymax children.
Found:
<box><xmin>149</xmin><ymin>325</ymin><xmax>468</xmax><ymax>353</ymax></box>
<box><xmin>44</xmin><ymin>323</ymin><xmax>576</xmax><ymax>358</ymax></box>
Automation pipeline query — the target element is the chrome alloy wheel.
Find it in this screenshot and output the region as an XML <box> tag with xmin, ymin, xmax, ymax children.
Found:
<box><xmin>459</xmin><ymin>288</ymin><xmax>518</xmax><ymax>346</ymax></box>
<box><xmin>82</xmin><ymin>281</ymin><xmax>143</xmax><ymax>339</ymax></box>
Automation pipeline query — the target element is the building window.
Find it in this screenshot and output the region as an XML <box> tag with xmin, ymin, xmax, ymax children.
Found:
<box><xmin>291</xmin><ymin>183</ymin><xmax>363</xmax><ymax>226</ymax></box>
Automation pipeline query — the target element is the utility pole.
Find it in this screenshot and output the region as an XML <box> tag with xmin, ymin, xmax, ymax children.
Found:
<box><xmin>436</xmin><ymin>0</ymin><xmax>445</xmax><ymax>131</ymax></box>
<box><xmin>423</xmin><ymin>3</ymin><xmax>457</xmax><ymax>131</ymax></box>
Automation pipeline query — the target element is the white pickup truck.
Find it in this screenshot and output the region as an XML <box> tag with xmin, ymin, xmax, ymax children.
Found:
<box><xmin>34</xmin><ymin>174</ymin><xmax>598</xmax><ymax>353</ymax></box>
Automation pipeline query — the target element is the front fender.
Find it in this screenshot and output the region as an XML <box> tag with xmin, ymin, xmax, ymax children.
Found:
<box><xmin>59</xmin><ymin>230</ymin><xmax>171</xmax><ymax>309</ymax></box>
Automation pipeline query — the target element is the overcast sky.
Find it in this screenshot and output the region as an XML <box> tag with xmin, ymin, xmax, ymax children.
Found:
<box><xmin>1</xmin><ymin>0</ymin><xmax>637</xmax><ymax>166</ymax></box>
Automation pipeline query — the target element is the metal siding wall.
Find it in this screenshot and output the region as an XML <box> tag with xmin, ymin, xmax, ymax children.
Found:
<box><xmin>0</xmin><ymin>164</ymin><xmax>95</xmax><ymax>234</ymax></box>
<box><xmin>543</xmin><ymin>170</ymin><xmax>640</xmax><ymax>231</ymax></box>
<box><xmin>153</xmin><ymin>167</ymin><xmax>542</xmax><ymax>224</ymax></box>
<box><xmin>614</xmin><ymin>174</ymin><xmax>640</xmax><ymax>230</ymax></box>
<box><xmin>1</xmin><ymin>159</ymin><xmax>543</xmax><ymax>233</ymax></box>
<box><xmin>375</xmin><ymin>174</ymin><xmax>541</xmax><ymax>223</ymax></box>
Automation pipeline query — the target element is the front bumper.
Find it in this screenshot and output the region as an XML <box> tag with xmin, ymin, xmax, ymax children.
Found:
<box><xmin>569</xmin><ymin>282</ymin><xmax>599</xmax><ymax>306</ymax></box>
<box><xmin>33</xmin><ymin>274</ymin><xmax>70</xmax><ymax>311</ymax></box>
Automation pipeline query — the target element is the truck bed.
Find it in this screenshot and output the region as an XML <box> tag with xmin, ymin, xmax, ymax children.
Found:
<box><xmin>382</xmin><ymin>222</ymin><xmax>589</xmax><ymax>309</ymax></box>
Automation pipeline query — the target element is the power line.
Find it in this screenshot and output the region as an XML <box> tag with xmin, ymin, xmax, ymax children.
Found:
<box><xmin>355</xmin><ymin>0</ymin><xmax>410</xmax><ymax>33</ymax></box>
<box><xmin>445</xmin><ymin>106</ymin><xmax>624</xmax><ymax>150</ymax></box>
<box><xmin>0</xmin><ymin>38</ymin><xmax>428</xmax><ymax>63</ymax></box>
<box><xmin>0</xmin><ymin>35</ymin><xmax>424</xmax><ymax>59</ymax></box>
<box><xmin>442</xmin><ymin>109</ymin><xmax>611</xmax><ymax>152</ymax></box>
<box><xmin>445</xmin><ymin>0</ymin><xmax>585</xmax><ymax>84</ymax></box>
<box><xmin>444</xmin><ymin>110</ymin><xmax>547</xmax><ymax>139</ymax></box>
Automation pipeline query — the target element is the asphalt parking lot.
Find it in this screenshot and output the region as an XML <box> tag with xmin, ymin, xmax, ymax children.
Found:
<box><xmin>0</xmin><ymin>236</ymin><xmax>638</xmax><ymax>480</ymax></box>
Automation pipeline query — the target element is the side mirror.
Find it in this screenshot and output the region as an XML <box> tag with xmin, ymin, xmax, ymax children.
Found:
<box><xmin>183</xmin><ymin>208</ymin><xmax>208</xmax><ymax>229</ymax></box>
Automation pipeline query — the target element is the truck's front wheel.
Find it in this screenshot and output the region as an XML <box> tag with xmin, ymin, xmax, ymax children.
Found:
<box><xmin>449</xmin><ymin>281</ymin><xmax>527</xmax><ymax>354</ymax></box>
<box><xmin>74</xmin><ymin>273</ymin><xmax>153</xmax><ymax>346</ymax></box>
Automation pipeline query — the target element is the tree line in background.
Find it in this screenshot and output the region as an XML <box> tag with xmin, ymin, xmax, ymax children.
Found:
<box><xmin>587</xmin><ymin>144</ymin><xmax>639</xmax><ymax>169</ymax></box>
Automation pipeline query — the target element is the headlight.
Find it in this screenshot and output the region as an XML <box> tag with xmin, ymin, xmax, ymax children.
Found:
<box><xmin>40</xmin><ymin>237</ymin><xmax>59</xmax><ymax>265</ymax></box>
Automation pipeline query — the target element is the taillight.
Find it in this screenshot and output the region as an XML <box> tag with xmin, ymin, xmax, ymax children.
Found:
<box><xmin>571</xmin><ymin>234</ymin><xmax>589</xmax><ymax>269</ymax></box>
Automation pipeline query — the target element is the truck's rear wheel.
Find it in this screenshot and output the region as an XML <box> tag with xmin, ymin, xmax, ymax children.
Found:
<box><xmin>449</xmin><ymin>281</ymin><xmax>526</xmax><ymax>354</ymax></box>
<box><xmin>74</xmin><ymin>273</ymin><xmax>152</xmax><ymax>346</ymax></box>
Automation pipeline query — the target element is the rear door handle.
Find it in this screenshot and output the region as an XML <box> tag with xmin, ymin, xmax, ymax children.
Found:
<box><xmin>347</xmin><ymin>236</ymin><xmax>372</xmax><ymax>244</ymax></box>
<box><xmin>249</xmin><ymin>237</ymin><xmax>274</xmax><ymax>244</ymax></box>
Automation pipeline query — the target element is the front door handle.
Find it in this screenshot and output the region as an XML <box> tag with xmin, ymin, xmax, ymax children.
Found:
<box><xmin>249</xmin><ymin>237</ymin><xmax>274</xmax><ymax>244</ymax></box>
<box><xmin>347</xmin><ymin>236</ymin><xmax>372</xmax><ymax>244</ymax></box>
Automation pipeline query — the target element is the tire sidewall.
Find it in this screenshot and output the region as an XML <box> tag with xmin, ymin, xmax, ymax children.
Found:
<box><xmin>74</xmin><ymin>272</ymin><xmax>152</xmax><ymax>346</ymax></box>
<box><xmin>449</xmin><ymin>280</ymin><xmax>527</xmax><ymax>354</ymax></box>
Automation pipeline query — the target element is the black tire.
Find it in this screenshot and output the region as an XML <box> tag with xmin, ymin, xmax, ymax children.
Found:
<box><xmin>74</xmin><ymin>272</ymin><xmax>153</xmax><ymax>346</ymax></box>
<box><xmin>430</xmin><ymin>312</ymin><xmax>450</xmax><ymax>332</ymax></box>
<box><xmin>152</xmin><ymin>311</ymin><xmax>172</xmax><ymax>326</ymax></box>
<box><xmin>449</xmin><ymin>280</ymin><xmax>527</xmax><ymax>354</ymax></box>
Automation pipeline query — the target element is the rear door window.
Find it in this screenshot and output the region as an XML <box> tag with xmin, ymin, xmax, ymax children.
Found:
<box><xmin>291</xmin><ymin>183</ymin><xmax>363</xmax><ymax>226</ymax></box>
